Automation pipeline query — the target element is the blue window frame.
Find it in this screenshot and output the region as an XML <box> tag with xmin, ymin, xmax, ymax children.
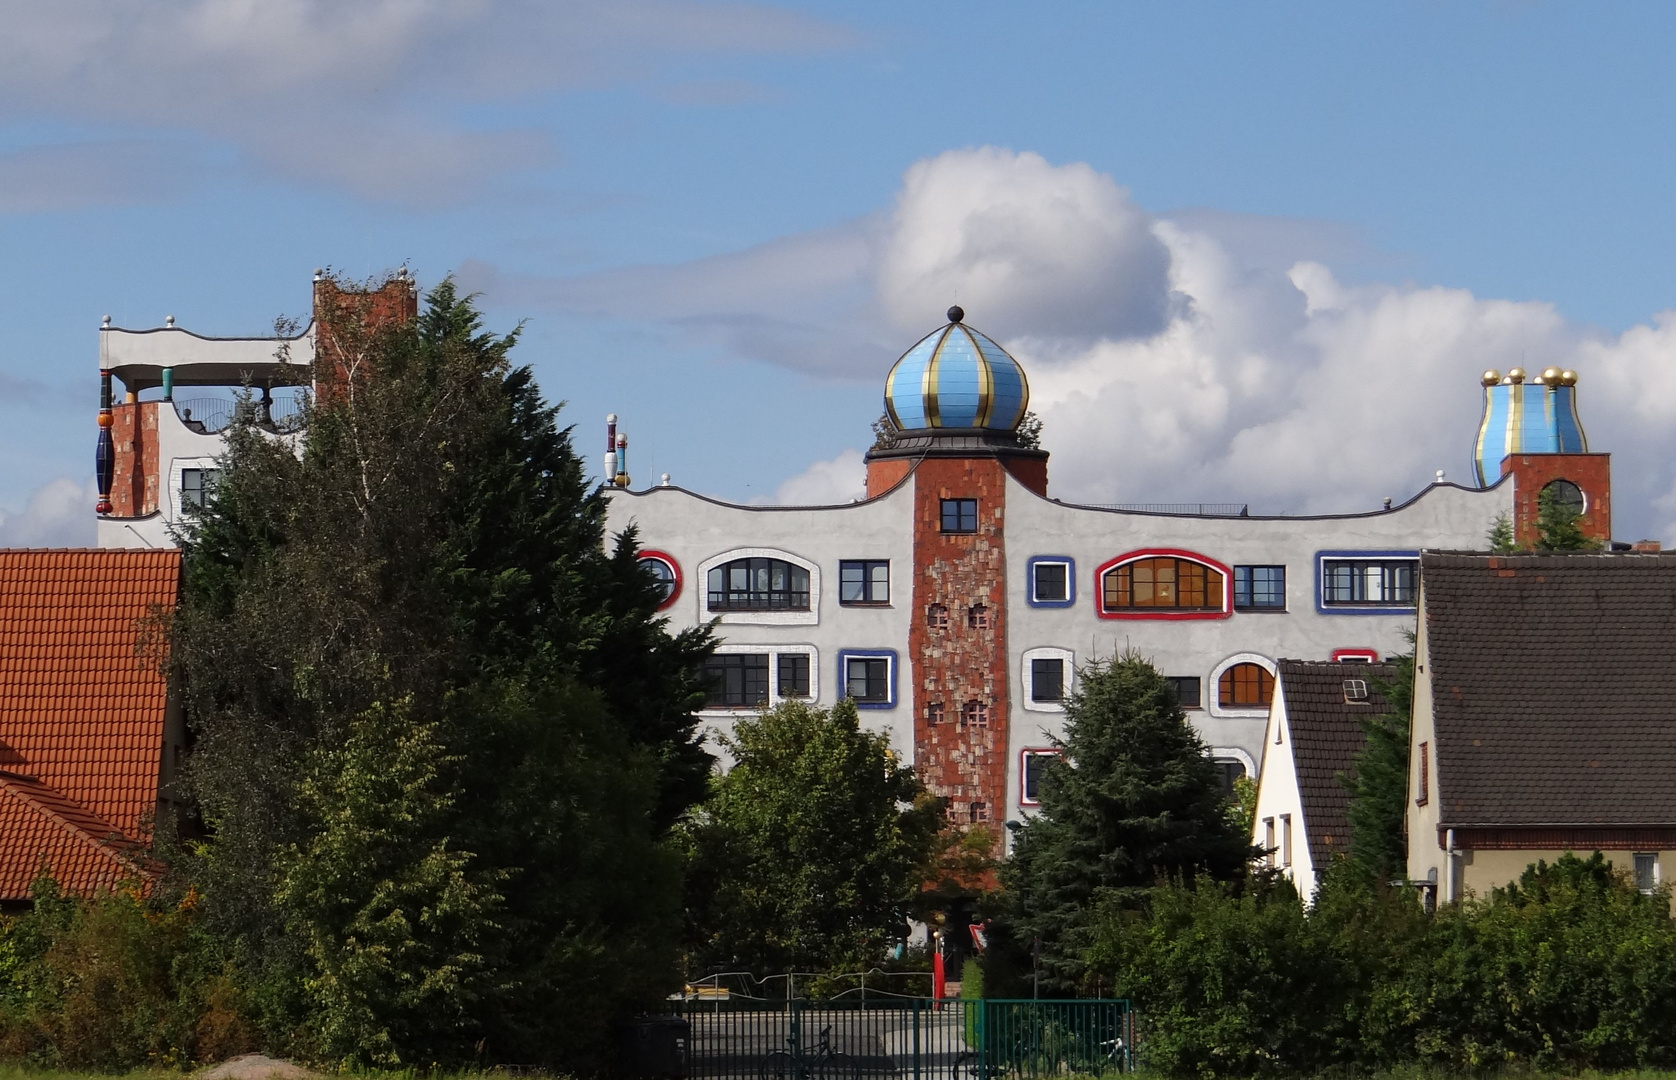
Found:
<box><xmin>1315</xmin><ymin>550</ymin><xmax>1419</xmax><ymax>614</ymax></box>
<box><xmin>1026</xmin><ymin>556</ymin><xmax>1076</xmax><ymax>608</ymax></box>
<box><xmin>838</xmin><ymin>649</ymin><xmax>898</xmax><ymax>709</ymax></box>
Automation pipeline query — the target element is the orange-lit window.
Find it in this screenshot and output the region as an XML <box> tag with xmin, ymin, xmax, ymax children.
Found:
<box><xmin>1104</xmin><ymin>557</ymin><xmax>1224</xmax><ymax>611</ymax></box>
<box><xmin>1218</xmin><ymin>663</ymin><xmax>1274</xmax><ymax>707</ymax></box>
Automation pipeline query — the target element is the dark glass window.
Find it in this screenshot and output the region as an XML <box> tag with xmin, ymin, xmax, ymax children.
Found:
<box><xmin>707</xmin><ymin>558</ymin><xmax>810</xmax><ymax>610</ymax></box>
<box><xmin>967</xmin><ymin>604</ymin><xmax>990</xmax><ymax>629</ymax></box>
<box><xmin>777</xmin><ymin>653</ymin><xmax>809</xmax><ymax>697</ymax></box>
<box><xmin>1214</xmin><ymin>758</ymin><xmax>1247</xmax><ymax>797</ymax></box>
<box><xmin>1104</xmin><ymin>557</ymin><xmax>1225</xmax><ymax>611</ymax></box>
<box><xmin>1322</xmin><ymin>559</ymin><xmax>1417</xmax><ymax>606</ymax></box>
<box><xmin>839</xmin><ymin>560</ymin><xmax>890</xmax><ymax>604</ymax></box>
<box><xmin>926</xmin><ymin>702</ymin><xmax>945</xmax><ymax>725</ymax></box>
<box><xmin>704</xmin><ymin>654</ymin><xmax>769</xmax><ymax>707</ymax></box>
<box><xmin>1022</xmin><ymin>752</ymin><xmax>1055</xmax><ymax>804</ymax></box>
<box><xmin>1032</xmin><ymin>562</ymin><xmax>1069</xmax><ymax>602</ymax></box>
<box><xmin>926</xmin><ymin>604</ymin><xmax>949</xmax><ymax>629</ymax></box>
<box><xmin>1234</xmin><ymin>565</ymin><xmax>1286</xmax><ymax>610</ymax></box>
<box><xmin>960</xmin><ymin>700</ymin><xmax>989</xmax><ymax>728</ymax></box>
<box><xmin>1543</xmin><ymin>479</ymin><xmax>1585</xmax><ymax>517</ymax></box>
<box><xmin>1031</xmin><ymin>658</ymin><xmax>1064</xmax><ymax>702</ymax></box>
<box><xmin>846</xmin><ymin>657</ymin><xmax>890</xmax><ymax>703</ymax></box>
<box><xmin>940</xmin><ymin>498</ymin><xmax>978</xmax><ymax>533</ymax></box>
<box><xmin>1165</xmin><ymin>676</ymin><xmax>1202</xmax><ymax>709</ymax></box>
<box><xmin>1218</xmin><ymin>663</ymin><xmax>1274</xmax><ymax>707</ymax></box>
<box><xmin>640</xmin><ymin>556</ymin><xmax>677</xmax><ymax>605</ymax></box>
<box><xmin>1634</xmin><ymin>853</ymin><xmax>1658</xmax><ymax>894</ymax></box>
<box><xmin>181</xmin><ymin>467</ymin><xmax>221</xmax><ymax>509</ymax></box>
<box><xmin>969</xmin><ymin>801</ymin><xmax>990</xmax><ymax>823</ymax></box>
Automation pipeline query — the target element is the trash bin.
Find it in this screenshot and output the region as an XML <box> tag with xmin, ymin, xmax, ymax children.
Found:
<box><xmin>618</xmin><ymin>1014</ymin><xmax>689</xmax><ymax>1079</ymax></box>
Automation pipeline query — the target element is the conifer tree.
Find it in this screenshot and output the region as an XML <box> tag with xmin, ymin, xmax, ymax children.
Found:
<box><xmin>1536</xmin><ymin>485</ymin><xmax>1595</xmax><ymax>550</ymax></box>
<box><xmin>1001</xmin><ymin>651</ymin><xmax>1255</xmax><ymax>991</ymax></box>
<box><xmin>171</xmin><ymin>276</ymin><xmax>710</xmax><ymax>1068</ymax></box>
<box><xmin>1343</xmin><ymin>645</ymin><xmax>1414</xmax><ymax>882</ymax></box>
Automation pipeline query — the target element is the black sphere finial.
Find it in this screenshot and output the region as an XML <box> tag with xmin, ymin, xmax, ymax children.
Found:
<box><xmin>947</xmin><ymin>305</ymin><xmax>964</xmax><ymax>324</ymax></box>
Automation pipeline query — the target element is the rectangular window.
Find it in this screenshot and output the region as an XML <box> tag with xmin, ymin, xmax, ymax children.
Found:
<box><xmin>703</xmin><ymin>654</ymin><xmax>769</xmax><ymax>707</ymax></box>
<box><xmin>960</xmin><ymin>701</ymin><xmax>990</xmax><ymax>728</ymax></box>
<box><xmin>777</xmin><ymin>653</ymin><xmax>809</xmax><ymax>698</ymax></box>
<box><xmin>969</xmin><ymin>801</ymin><xmax>990</xmax><ymax>824</ymax></box>
<box><xmin>1031</xmin><ymin>658</ymin><xmax>1065</xmax><ymax>702</ymax></box>
<box><xmin>1214</xmin><ymin>758</ymin><xmax>1247</xmax><ymax>796</ymax></box>
<box><xmin>940</xmin><ymin>498</ymin><xmax>978</xmax><ymax>533</ymax></box>
<box><xmin>181</xmin><ymin>467</ymin><xmax>221</xmax><ymax>509</ymax></box>
<box><xmin>1032</xmin><ymin>561</ymin><xmax>1069</xmax><ymax>603</ymax></box>
<box><xmin>1164</xmin><ymin>676</ymin><xmax>1202</xmax><ymax>709</ymax></box>
<box><xmin>846</xmin><ymin>657</ymin><xmax>890</xmax><ymax>703</ymax></box>
<box><xmin>1416</xmin><ymin>742</ymin><xmax>1429</xmax><ymax>806</ymax></box>
<box><xmin>1634</xmin><ymin>853</ymin><xmax>1659</xmax><ymax>894</ymax></box>
<box><xmin>839</xmin><ymin>560</ymin><xmax>890</xmax><ymax>604</ymax></box>
<box><xmin>1322</xmin><ymin>558</ymin><xmax>1418</xmax><ymax>606</ymax></box>
<box><xmin>1263</xmin><ymin>817</ymin><xmax>1276</xmax><ymax>867</ymax></box>
<box><xmin>926</xmin><ymin>701</ymin><xmax>945</xmax><ymax>725</ymax></box>
<box><xmin>1234</xmin><ymin>565</ymin><xmax>1287</xmax><ymax>610</ymax></box>
<box><xmin>1022</xmin><ymin>752</ymin><xmax>1055</xmax><ymax>805</ymax></box>
<box><xmin>1281</xmin><ymin>814</ymin><xmax>1293</xmax><ymax>867</ymax></box>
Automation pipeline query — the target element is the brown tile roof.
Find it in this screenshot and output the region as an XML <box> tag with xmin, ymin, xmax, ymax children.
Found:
<box><xmin>1422</xmin><ymin>551</ymin><xmax>1676</xmax><ymax>827</ymax></box>
<box><xmin>1276</xmin><ymin>660</ymin><xmax>1397</xmax><ymax>870</ymax></box>
<box><xmin>0</xmin><ymin>549</ymin><xmax>180</xmax><ymax>896</ymax></box>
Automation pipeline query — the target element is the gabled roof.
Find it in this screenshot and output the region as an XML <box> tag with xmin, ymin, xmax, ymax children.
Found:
<box><xmin>1422</xmin><ymin>551</ymin><xmax>1676</xmax><ymax>827</ymax></box>
<box><xmin>0</xmin><ymin>549</ymin><xmax>180</xmax><ymax>895</ymax></box>
<box><xmin>1276</xmin><ymin>660</ymin><xmax>1397</xmax><ymax>870</ymax></box>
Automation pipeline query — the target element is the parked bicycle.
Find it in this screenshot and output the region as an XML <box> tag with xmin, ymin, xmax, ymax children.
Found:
<box><xmin>759</xmin><ymin>1023</ymin><xmax>858</xmax><ymax>1080</ymax></box>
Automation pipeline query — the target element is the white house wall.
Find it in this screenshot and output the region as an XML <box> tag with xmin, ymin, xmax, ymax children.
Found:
<box><xmin>1250</xmin><ymin>691</ymin><xmax>1316</xmax><ymax>898</ymax></box>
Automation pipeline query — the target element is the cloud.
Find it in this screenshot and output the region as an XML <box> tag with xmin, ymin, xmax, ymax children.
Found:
<box><xmin>0</xmin><ymin>0</ymin><xmax>853</xmax><ymax>203</ymax></box>
<box><xmin>481</xmin><ymin>145</ymin><xmax>1676</xmax><ymax>541</ymax></box>
<box><xmin>0</xmin><ymin>478</ymin><xmax>96</xmax><ymax>548</ymax></box>
<box><xmin>0</xmin><ymin>141</ymin><xmax>197</xmax><ymax>213</ymax></box>
<box><xmin>760</xmin><ymin>449</ymin><xmax>865</xmax><ymax>506</ymax></box>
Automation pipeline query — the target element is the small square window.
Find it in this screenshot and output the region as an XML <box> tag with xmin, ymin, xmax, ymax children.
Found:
<box><xmin>181</xmin><ymin>467</ymin><xmax>221</xmax><ymax>510</ymax></box>
<box><xmin>940</xmin><ymin>498</ymin><xmax>978</xmax><ymax>533</ymax></box>
<box><xmin>846</xmin><ymin>657</ymin><xmax>890</xmax><ymax>703</ymax></box>
<box><xmin>926</xmin><ymin>701</ymin><xmax>945</xmax><ymax>725</ymax></box>
<box><xmin>969</xmin><ymin>801</ymin><xmax>989</xmax><ymax>823</ymax></box>
<box><xmin>1032</xmin><ymin>562</ymin><xmax>1069</xmax><ymax>603</ymax></box>
<box><xmin>926</xmin><ymin>604</ymin><xmax>949</xmax><ymax>630</ymax></box>
<box><xmin>967</xmin><ymin>604</ymin><xmax>990</xmax><ymax>629</ymax></box>
<box><xmin>960</xmin><ymin>701</ymin><xmax>989</xmax><ymax>728</ymax></box>
<box><xmin>1234</xmin><ymin>565</ymin><xmax>1286</xmax><ymax>610</ymax></box>
<box><xmin>1213</xmin><ymin>758</ymin><xmax>1246</xmax><ymax>796</ymax></box>
<box><xmin>703</xmin><ymin>654</ymin><xmax>769</xmax><ymax>708</ymax></box>
<box><xmin>1634</xmin><ymin>853</ymin><xmax>1658</xmax><ymax>894</ymax></box>
<box><xmin>777</xmin><ymin>653</ymin><xmax>810</xmax><ymax>697</ymax></box>
<box><xmin>839</xmin><ymin>560</ymin><xmax>890</xmax><ymax>604</ymax></box>
<box><xmin>1164</xmin><ymin>676</ymin><xmax>1202</xmax><ymax>709</ymax></box>
<box><xmin>1031</xmin><ymin>658</ymin><xmax>1064</xmax><ymax>702</ymax></box>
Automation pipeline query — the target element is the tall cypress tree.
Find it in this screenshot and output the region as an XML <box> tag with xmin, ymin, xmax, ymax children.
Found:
<box><xmin>1001</xmin><ymin>652</ymin><xmax>1255</xmax><ymax>992</ymax></box>
<box><xmin>172</xmin><ymin>276</ymin><xmax>711</xmax><ymax>1067</ymax></box>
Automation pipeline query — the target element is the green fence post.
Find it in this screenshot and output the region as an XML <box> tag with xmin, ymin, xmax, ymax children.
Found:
<box><xmin>912</xmin><ymin>997</ymin><xmax>921</xmax><ymax>1080</ymax></box>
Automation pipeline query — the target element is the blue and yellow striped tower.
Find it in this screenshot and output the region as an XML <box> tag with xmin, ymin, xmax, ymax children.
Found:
<box><xmin>884</xmin><ymin>307</ymin><xmax>1029</xmax><ymax>432</ymax></box>
<box><xmin>1474</xmin><ymin>366</ymin><xmax>1588</xmax><ymax>487</ymax></box>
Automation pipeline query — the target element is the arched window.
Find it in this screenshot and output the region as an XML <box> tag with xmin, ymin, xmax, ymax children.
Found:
<box><xmin>1099</xmin><ymin>551</ymin><xmax>1229</xmax><ymax>616</ymax></box>
<box><xmin>1219</xmin><ymin>663</ymin><xmax>1274</xmax><ymax>708</ymax></box>
<box><xmin>706</xmin><ymin>558</ymin><xmax>810</xmax><ymax>611</ymax></box>
<box><xmin>1542</xmin><ymin>478</ymin><xmax>1585</xmax><ymax>517</ymax></box>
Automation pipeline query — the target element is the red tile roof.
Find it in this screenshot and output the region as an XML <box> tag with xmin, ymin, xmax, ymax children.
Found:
<box><xmin>0</xmin><ymin>549</ymin><xmax>180</xmax><ymax>896</ymax></box>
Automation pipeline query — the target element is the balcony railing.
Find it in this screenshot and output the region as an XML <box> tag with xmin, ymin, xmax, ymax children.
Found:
<box><xmin>172</xmin><ymin>395</ymin><xmax>305</xmax><ymax>435</ymax></box>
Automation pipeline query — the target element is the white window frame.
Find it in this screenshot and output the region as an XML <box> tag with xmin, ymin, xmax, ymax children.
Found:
<box><xmin>696</xmin><ymin>547</ymin><xmax>821</xmax><ymax>626</ymax></box>
<box><xmin>1022</xmin><ymin>647</ymin><xmax>1075</xmax><ymax>712</ymax></box>
<box><xmin>1019</xmin><ymin>748</ymin><xmax>1061</xmax><ymax>807</ymax></box>
<box><xmin>697</xmin><ymin>643</ymin><xmax>819</xmax><ymax>714</ymax></box>
<box><xmin>1207</xmin><ymin>652</ymin><xmax>1279</xmax><ymax>719</ymax></box>
<box><xmin>1633</xmin><ymin>852</ymin><xmax>1661</xmax><ymax>894</ymax></box>
<box><xmin>169</xmin><ymin>457</ymin><xmax>220</xmax><ymax>521</ymax></box>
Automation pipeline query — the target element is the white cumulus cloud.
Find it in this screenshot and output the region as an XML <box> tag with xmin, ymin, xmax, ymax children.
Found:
<box><xmin>0</xmin><ymin>478</ymin><xmax>97</xmax><ymax>548</ymax></box>
<box><xmin>761</xmin><ymin>449</ymin><xmax>865</xmax><ymax>506</ymax></box>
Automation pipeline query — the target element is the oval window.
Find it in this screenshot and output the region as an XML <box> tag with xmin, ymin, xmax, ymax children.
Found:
<box><xmin>1541</xmin><ymin>479</ymin><xmax>1585</xmax><ymax>518</ymax></box>
<box><xmin>638</xmin><ymin>552</ymin><xmax>681</xmax><ymax>610</ymax></box>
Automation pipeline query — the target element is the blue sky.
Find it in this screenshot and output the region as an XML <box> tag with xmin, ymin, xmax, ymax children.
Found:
<box><xmin>4</xmin><ymin>2</ymin><xmax>1676</xmax><ymax>541</ymax></box>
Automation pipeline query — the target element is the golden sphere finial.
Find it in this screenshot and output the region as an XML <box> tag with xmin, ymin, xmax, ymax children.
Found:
<box><xmin>1481</xmin><ymin>369</ymin><xmax>1501</xmax><ymax>387</ymax></box>
<box><xmin>1560</xmin><ymin>369</ymin><xmax>1577</xmax><ymax>386</ymax></box>
<box><xmin>1542</xmin><ymin>366</ymin><xmax>1562</xmax><ymax>385</ymax></box>
<box><xmin>1506</xmin><ymin>367</ymin><xmax>1526</xmax><ymax>384</ymax></box>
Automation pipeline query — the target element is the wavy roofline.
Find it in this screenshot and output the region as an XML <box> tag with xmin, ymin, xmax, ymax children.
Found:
<box><xmin>100</xmin><ymin>319</ymin><xmax>315</xmax><ymax>344</ymax></box>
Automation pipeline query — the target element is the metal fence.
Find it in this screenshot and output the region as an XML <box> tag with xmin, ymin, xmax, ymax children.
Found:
<box><xmin>670</xmin><ymin>998</ymin><xmax>1131</xmax><ymax>1080</ymax></box>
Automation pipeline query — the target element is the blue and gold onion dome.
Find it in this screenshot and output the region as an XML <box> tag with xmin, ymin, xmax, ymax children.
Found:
<box><xmin>884</xmin><ymin>307</ymin><xmax>1029</xmax><ymax>431</ymax></box>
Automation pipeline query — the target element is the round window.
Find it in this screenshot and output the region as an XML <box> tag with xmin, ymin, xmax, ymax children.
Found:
<box><xmin>1541</xmin><ymin>479</ymin><xmax>1585</xmax><ymax>517</ymax></box>
<box><xmin>638</xmin><ymin>552</ymin><xmax>681</xmax><ymax>610</ymax></box>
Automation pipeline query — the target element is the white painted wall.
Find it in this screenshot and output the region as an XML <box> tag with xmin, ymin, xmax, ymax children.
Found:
<box><xmin>1250</xmin><ymin>688</ymin><xmax>1317</xmax><ymax>899</ymax></box>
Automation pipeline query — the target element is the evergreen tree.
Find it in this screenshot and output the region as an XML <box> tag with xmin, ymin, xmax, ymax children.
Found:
<box><xmin>680</xmin><ymin>699</ymin><xmax>944</xmax><ymax>977</ymax></box>
<box><xmin>171</xmin><ymin>276</ymin><xmax>708</xmax><ymax>1068</ymax></box>
<box><xmin>1486</xmin><ymin>513</ymin><xmax>1515</xmax><ymax>553</ymax></box>
<box><xmin>1000</xmin><ymin>651</ymin><xmax>1255</xmax><ymax>992</ymax></box>
<box><xmin>1536</xmin><ymin>484</ymin><xmax>1595</xmax><ymax>550</ymax></box>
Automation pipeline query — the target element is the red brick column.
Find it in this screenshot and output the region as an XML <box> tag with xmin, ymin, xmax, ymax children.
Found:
<box><xmin>1500</xmin><ymin>452</ymin><xmax>1611</xmax><ymax>547</ymax></box>
<box><xmin>910</xmin><ymin>457</ymin><xmax>1011</xmax><ymax>860</ymax></box>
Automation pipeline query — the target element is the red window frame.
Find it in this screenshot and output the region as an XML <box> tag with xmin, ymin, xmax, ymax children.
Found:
<box><xmin>1096</xmin><ymin>548</ymin><xmax>1233</xmax><ymax>621</ymax></box>
<box><xmin>639</xmin><ymin>550</ymin><xmax>682</xmax><ymax>612</ymax></box>
<box><xmin>1331</xmin><ymin>648</ymin><xmax>1380</xmax><ymax>663</ymax></box>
